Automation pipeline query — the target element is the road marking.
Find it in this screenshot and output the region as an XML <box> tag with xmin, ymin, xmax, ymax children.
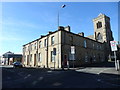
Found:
<box><xmin>97</xmin><ymin>79</ymin><xmax>101</xmax><ymax>82</ymax></box>
<box><xmin>27</xmin><ymin>74</ymin><xmax>31</xmax><ymax>77</ymax></box>
<box><xmin>97</xmin><ymin>68</ymin><xmax>112</xmax><ymax>74</ymax></box>
<box><xmin>32</xmin><ymin>81</ymin><xmax>37</xmax><ymax>85</ymax></box>
<box><xmin>97</xmin><ymin>68</ymin><xmax>107</xmax><ymax>74</ymax></box>
<box><xmin>47</xmin><ymin>71</ymin><xmax>52</xmax><ymax>73</ymax></box>
<box><xmin>38</xmin><ymin>77</ymin><xmax>43</xmax><ymax>80</ymax></box>
<box><xmin>52</xmin><ymin>82</ymin><xmax>62</xmax><ymax>86</ymax></box>
<box><xmin>76</xmin><ymin>68</ymin><xmax>112</xmax><ymax>75</ymax></box>
<box><xmin>18</xmin><ymin>72</ymin><xmax>24</xmax><ymax>76</ymax></box>
<box><xmin>24</xmin><ymin>74</ymin><xmax>31</xmax><ymax>79</ymax></box>
<box><xmin>24</xmin><ymin>76</ymin><xmax>28</xmax><ymax>79</ymax></box>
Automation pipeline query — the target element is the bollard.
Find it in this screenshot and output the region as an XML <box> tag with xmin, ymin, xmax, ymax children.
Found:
<box><xmin>117</xmin><ymin>60</ymin><xmax>120</xmax><ymax>71</ymax></box>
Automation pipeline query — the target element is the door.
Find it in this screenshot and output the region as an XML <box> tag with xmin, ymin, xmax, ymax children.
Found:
<box><xmin>64</xmin><ymin>54</ymin><xmax>67</xmax><ymax>66</ymax></box>
<box><xmin>34</xmin><ymin>54</ymin><xmax>36</xmax><ymax>66</ymax></box>
<box><xmin>27</xmin><ymin>55</ymin><xmax>29</xmax><ymax>65</ymax></box>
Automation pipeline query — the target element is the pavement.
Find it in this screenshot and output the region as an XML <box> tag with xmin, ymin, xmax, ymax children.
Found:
<box><xmin>0</xmin><ymin>65</ymin><xmax>13</xmax><ymax>68</ymax></box>
<box><xmin>75</xmin><ymin>61</ymin><xmax>120</xmax><ymax>86</ymax></box>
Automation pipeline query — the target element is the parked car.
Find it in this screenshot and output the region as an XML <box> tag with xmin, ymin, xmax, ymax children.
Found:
<box><xmin>12</xmin><ymin>61</ymin><xmax>23</xmax><ymax>68</ymax></box>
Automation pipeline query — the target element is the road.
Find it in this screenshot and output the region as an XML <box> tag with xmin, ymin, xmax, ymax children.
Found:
<box><xmin>1</xmin><ymin>61</ymin><xmax>120</xmax><ymax>88</ymax></box>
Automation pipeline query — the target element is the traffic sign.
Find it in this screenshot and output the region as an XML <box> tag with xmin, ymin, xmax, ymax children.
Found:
<box><xmin>71</xmin><ymin>46</ymin><xmax>75</xmax><ymax>54</ymax></box>
<box><xmin>110</xmin><ymin>41</ymin><xmax>117</xmax><ymax>51</ymax></box>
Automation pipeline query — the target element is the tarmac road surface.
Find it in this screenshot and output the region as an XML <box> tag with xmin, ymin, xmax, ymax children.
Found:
<box><xmin>2</xmin><ymin>61</ymin><xmax>120</xmax><ymax>88</ymax></box>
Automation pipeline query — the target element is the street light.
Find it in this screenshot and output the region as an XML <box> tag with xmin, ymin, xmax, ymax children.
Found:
<box><xmin>57</xmin><ymin>4</ymin><xmax>66</xmax><ymax>28</ymax></box>
<box><xmin>57</xmin><ymin>4</ymin><xmax>66</xmax><ymax>68</ymax></box>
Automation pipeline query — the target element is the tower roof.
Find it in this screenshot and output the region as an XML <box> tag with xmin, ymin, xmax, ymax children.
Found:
<box><xmin>98</xmin><ymin>13</ymin><xmax>104</xmax><ymax>16</ymax></box>
<box><xmin>93</xmin><ymin>13</ymin><xmax>110</xmax><ymax>21</ymax></box>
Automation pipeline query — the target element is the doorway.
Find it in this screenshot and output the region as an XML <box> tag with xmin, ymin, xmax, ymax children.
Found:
<box><xmin>64</xmin><ymin>54</ymin><xmax>67</xmax><ymax>67</ymax></box>
<box><xmin>34</xmin><ymin>54</ymin><xmax>36</xmax><ymax>66</ymax></box>
<box><xmin>27</xmin><ymin>55</ymin><xmax>29</xmax><ymax>65</ymax></box>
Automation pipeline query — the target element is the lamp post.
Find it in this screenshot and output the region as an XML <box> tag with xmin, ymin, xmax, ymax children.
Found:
<box><xmin>57</xmin><ymin>5</ymin><xmax>66</xmax><ymax>68</ymax></box>
<box><xmin>57</xmin><ymin>4</ymin><xmax>66</xmax><ymax>28</ymax></box>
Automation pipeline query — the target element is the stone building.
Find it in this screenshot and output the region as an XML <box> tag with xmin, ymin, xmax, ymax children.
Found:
<box><xmin>1</xmin><ymin>51</ymin><xmax>22</xmax><ymax>65</ymax></box>
<box><xmin>22</xmin><ymin>14</ymin><xmax>114</xmax><ymax>68</ymax></box>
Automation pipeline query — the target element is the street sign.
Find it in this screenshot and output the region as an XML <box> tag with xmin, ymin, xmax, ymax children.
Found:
<box><xmin>110</xmin><ymin>41</ymin><xmax>117</xmax><ymax>51</ymax></box>
<box><xmin>110</xmin><ymin>41</ymin><xmax>119</xmax><ymax>71</ymax></box>
<box><xmin>71</xmin><ymin>46</ymin><xmax>75</xmax><ymax>54</ymax></box>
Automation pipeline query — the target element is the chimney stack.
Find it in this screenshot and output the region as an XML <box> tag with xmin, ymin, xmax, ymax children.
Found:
<box><xmin>58</xmin><ymin>26</ymin><xmax>64</xmax><ymax>30</ymax></box>
<box><xmin>64</xmin><ymin>25</ymin><xmax>70</xmax><ymax>32</ymax></box>
<box><xmin>78</xmin><ymin>32</ymin><xmax>84</xmax><ymax>37</ymax></box>
<box><xmin>40</xmin><ymin>35</ymin><xmax>45</xmax><ymax>38</ymax></box>
<box><xmin>48</xmin><ymin>31</ymin><xmax>53</xmax><ymax>34</ymax></box>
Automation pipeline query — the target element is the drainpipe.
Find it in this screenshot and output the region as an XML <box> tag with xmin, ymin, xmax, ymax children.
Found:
<box><xmin>36</xmin><ymin>39</ymin><xmax>39</xmax><ymax>67</ymax></box>
<box><xmin>46</xmin><ymin>35</ymin><xmax>49</xmax><ymax>68</ymax></box>
<box><xmin>29</xmin><ymin>44</ymin><xmax>30</xmax><ymax>66</ymax></box>
<box><xmin>58</xmin><ymin>29</ymin><xmax>59</xmax><ymax>68</ymax></box>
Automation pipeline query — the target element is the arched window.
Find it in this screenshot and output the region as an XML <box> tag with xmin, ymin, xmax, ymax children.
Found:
<box><xmin>96</xmin><ymin>21</ymin><xmax>102</xmax><ymax>29</ymax></box>
<box><xmin>97</xmin><ymin>33</ymin><xmax>102</xmax><ymax>40</ymax></box>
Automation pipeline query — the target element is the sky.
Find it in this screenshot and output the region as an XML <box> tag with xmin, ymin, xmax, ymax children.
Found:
<box><xmin>0</xmin><ymin>2</ymin><xmax>118</xmax><ymax>55</ymax></box>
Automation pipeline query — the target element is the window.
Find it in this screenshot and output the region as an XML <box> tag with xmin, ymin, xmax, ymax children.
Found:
<box><xmin>30</xmin><ymin>54</ymin><xmax>32</xmax><ymax>62</ymax></box>
<box><xmin>101</xmin><ymin>54</ymin><xmax>104</xmax><ymax>61</ymax></box>
<box><xmin>34</xmin><ymin>43</ymin><xmax>36</xmax><ymax>49</ymax></box>
<box><xmin>84</xmin><ymin>40</ymin><xmax>87</xmax><ymax>48</ymax></box>
<box><xmin>51</xmin><ymin>51</ymin><xmax>54</xmax><ymax>62</ymax></box>
<box><xmin>69</xmin><ymin>36</ymin><xmax>73</xmax><ymax>45</ymax></box>
<box><xmin>93</xmin><ymin>43</ymin><xmax>94</xmax><ymax>49</ymax></box>
<box><xmin>38</xmin><ymin>53</ymin><xmax>42</xmax><ymax>62</ymax></box>
<box><xmin>28</xmin><ymin>46</ymin><xmax>30</xmax><ymax>51</ymax></box>
<box><xmin>27</xmin><ymin>55</ymin><xmax>29</xmax><ymax>64</ymax></box>
<box><xmin>31</xmin><ymin>44</ymin><xmax>33</xmax><ymax>50</ymax></box>
<box><xmin>24</xmin><ymin>55</ymin><xmax>26</xmax><ymax>62</ymax></box>
<box><xmin>24</xmin><ymin>47</ymin><xmax>26</xmax><ymax>51</ymax></box>
<box><xmin>39</xmin><ymin>41</ymin><xmax>42</xmax><ymax>48</ymax></box>
<box><xmin>93</xmin><ymin>55</ymin><xmax>96</xmax><ymax>61</ymax></box>
<box><xmin>97</xmin><ymin>21</ymin><xmax>102</xmax><ymax>29</ymax></box>
<box><xmin>28</xmin><ymin>45</ymin><xmax>31</xmax><ymax>51</ymax></box>
<box><xmin>98</xmin><ymin>54</ymin><xmax>100</xmax><ymax>60</ymax></box>
<box><xmin>97</xmin><ymin>45</ymin><xmax>99</xmax><ymax>50</ymax></box>
<box><xmin>70</xmin><ymin>36</ymin><xmax>73</xmax><ymax>42</ymax></box>
<box><xmin>44</xmin><ymin>39</ymin><xmax>47</xmax><ymax>47</ymax></box>
<box><xmin>23</xmin><ymin>47</ymin><xmax>26</xmax><ymax>52</ymax></box>
<box><xmin>100</xmin><ymin>45</ymin><xmax>101</xmax><ymax>50</ymax></box>
<box><xmin>26</xmin><ymin>46</ymin><xmax>28</xmax><ymax>51</ymax></box>
<box><xmin>27</xmin><ymin>46</ymin><xmax>29</xmax><ymax>51</ymax></box>
<box><xmin>30</xmin><ymin>44</ymin><xmax>32</xmax><ymax>50</ymax></box>
<box><xmin>85</xmin><ymin>53</ymin><xmax>88</xmax><ymax>62</ymax></box>
<box><xmin>97</xmin><ymin>33</ymin><xmax>102</xmax><ymax>40</ymax></box>
<box><xmin>51</xmin><ymin>36</ymin><xmax>54</xmax><ymax>45</ymax></box>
